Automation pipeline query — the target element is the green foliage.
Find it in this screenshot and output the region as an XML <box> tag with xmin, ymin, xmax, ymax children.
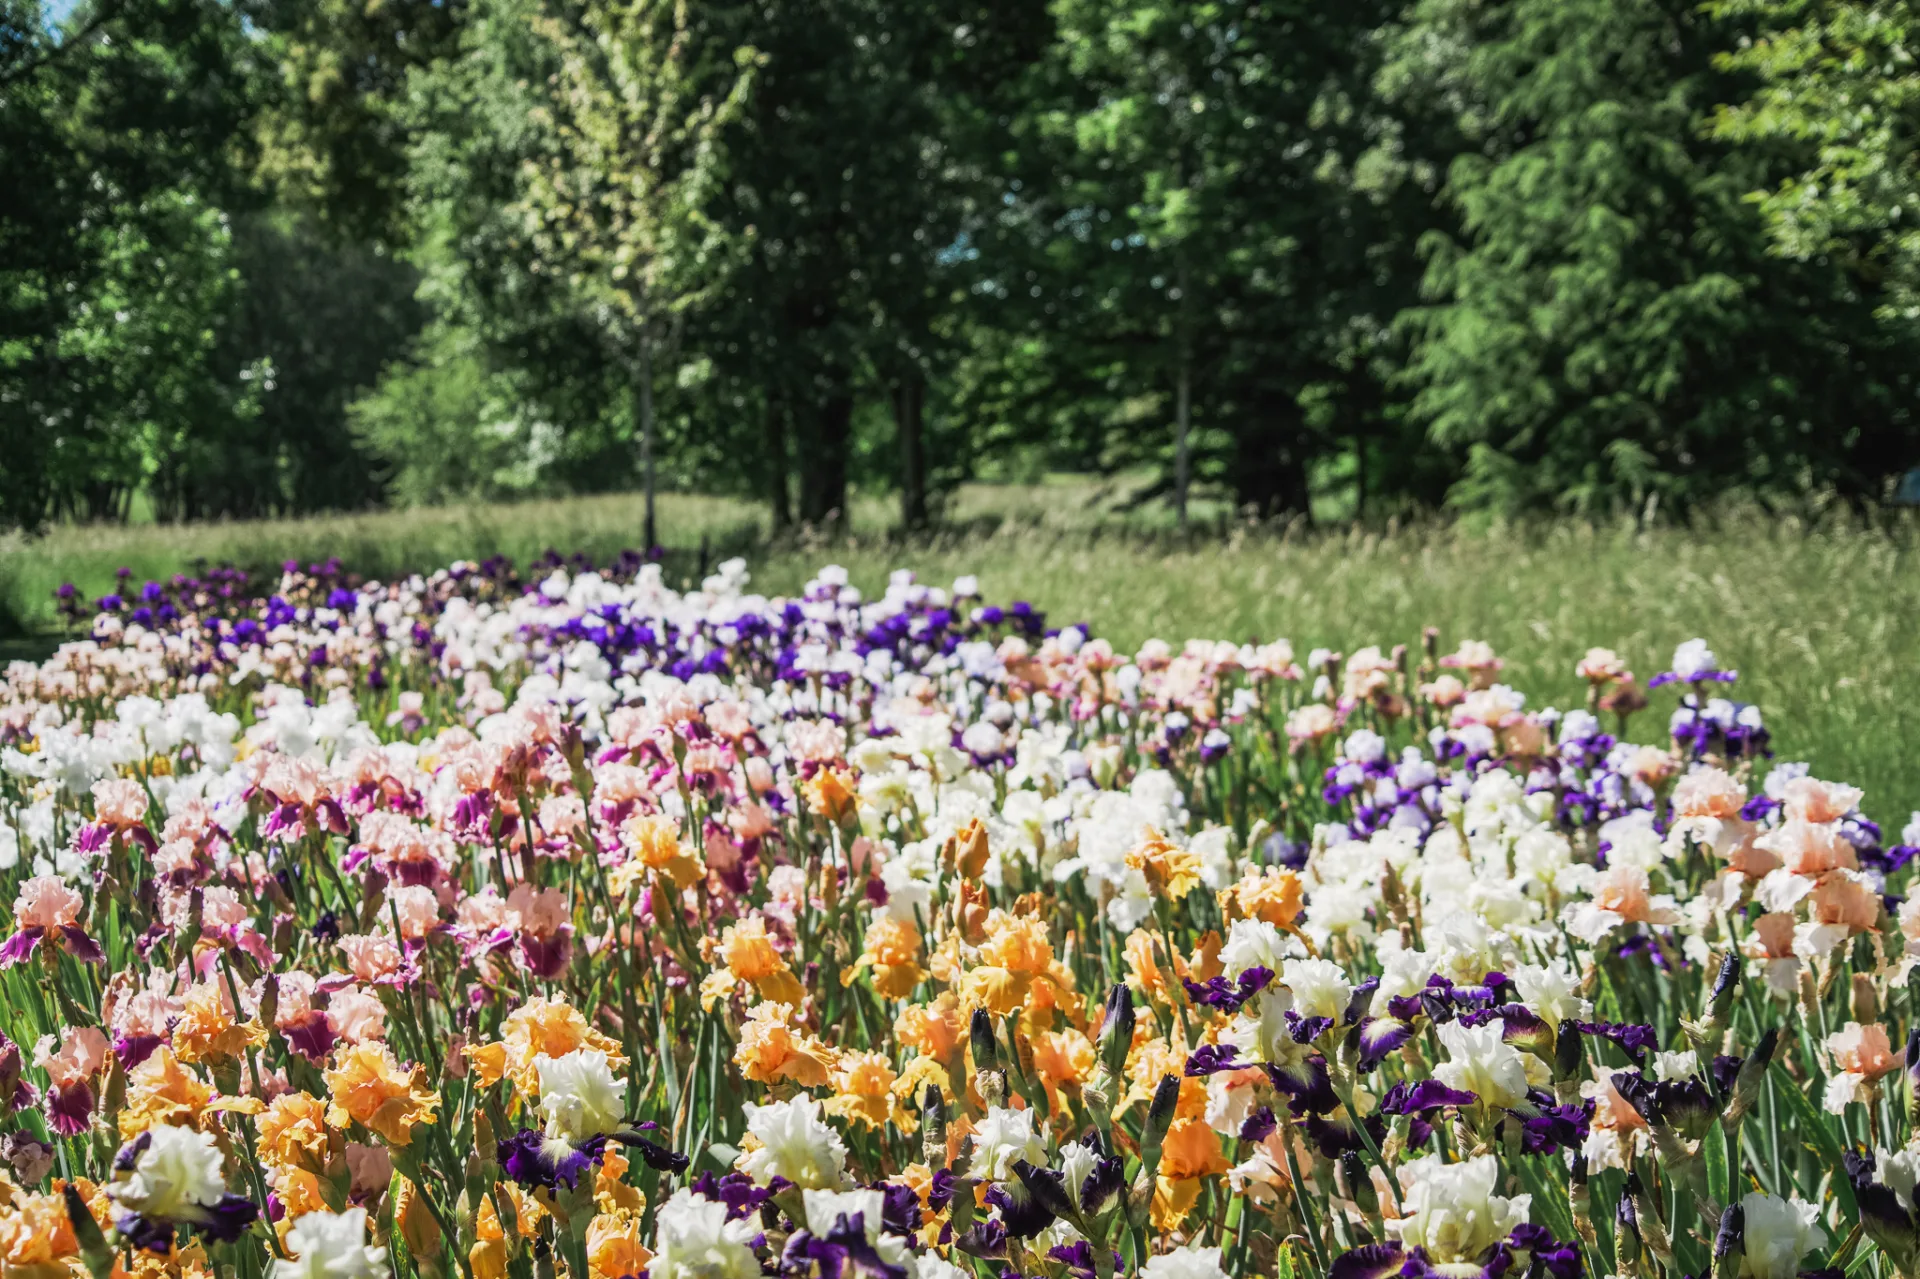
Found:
<box><xmin>249</xmin><ymin>0</ymin><xmax>467</xmax><ymax>245</ymax></box>
<box><xmin>8</xmin><ymin>0</ymin><xmax>1920</xmax><ymax>533</ymax></box>
<box><xmin>348</xmin><ymin>323</ymin><xmax>550</xmax><ymax>506</ymax></box>
<box><xmin>1707</xmin><ymin>0</ymin><xmax>1920</xmax><ymax>314</ymax></box>
<box><xmin>966</xmin><ymin>0</ymin><xmax>1431</xmax><ymax>519</ymax></box>
<box><xmin>11</xmin><ymin>482</ymin><xmax>1920</xmax><ymax>823</ymax></box>
<box><xmin>1379</xmin><ymin>0</ymin><xmax>1914</xmax><ymax>515</ymax></box>
<box><xmin>150</xmin><ymin>212</ymin><xmax>424</xmax><ymax>520</ymax></box>
<box><xmin>0</xmin><ymin>0</ymin><xmax>262</xmax><ymax>527</ymax></box>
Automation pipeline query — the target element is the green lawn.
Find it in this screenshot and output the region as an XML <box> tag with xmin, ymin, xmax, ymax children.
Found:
<box><xmin>7</xmin><ymin>483</ymin><xmax>1919</xmax><ymax>827</ymax></box>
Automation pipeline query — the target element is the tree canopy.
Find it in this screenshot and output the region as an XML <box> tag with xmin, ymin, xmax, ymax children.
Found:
<box><xmin>6</xmin><ymin>0</ymin><xmax>1920</xmax><ymax>533</ymax></box>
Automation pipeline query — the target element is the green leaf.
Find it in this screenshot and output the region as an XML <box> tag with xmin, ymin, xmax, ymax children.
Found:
<box><xmin>1767</xmin><ymin>1063</ymin><xmax>1857</xmax><ymax>1218</ymax></box>
<box><xmin>1706</xmin><ymin>1118</ymin><xmax>1731</xmax><ymax>1210</ymax></box>
<box><xmin>1510</xmin><ymin>1155</ymin><xmax>1577</xmax><ymax>1243</ymax></box>
<box><xmin>1274</xmin><ymin>1242</ymin><xmax>1297</xmax><ymax>1279</ymax></box>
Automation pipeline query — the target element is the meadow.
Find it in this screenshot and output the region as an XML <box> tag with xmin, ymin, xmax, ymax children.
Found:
<box><xmin>5</xmin><ymin>480</ymin><xmax>1918</xmax><ymax>822</ymax></box>
<box><xmin>2</xmin><ymin>485</ymin><xmax>1917</xmax><ymax>1279</ymax></box>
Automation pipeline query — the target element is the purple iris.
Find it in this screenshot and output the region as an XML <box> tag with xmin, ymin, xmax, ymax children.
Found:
<box><xmin>1517</xmin><ymin>1097</ymin><xmax>1594</xmax><ymax>1156</ymax></box>
<box><xmin>1183</xmin><ymin>966</ymin><xmax>1273</xmax><ymax>1012</ymax></box>
<box><xmin>1239</xmin><ymin>1107</ymin><xmax>1277</xmax><ymax>1142</ymax></box>
<box><xmin>1357</xmin><ymin>1016</ymin><xmax>1417</xmax><ymax>1068</ymax></box>
<box><xmin>1183</xmin><ymin>1043</ymin><xmax>1246</xmax><ymax>1077</ymax></box>
<box><xmin>1047</xmin><ymin>1242</ymin><xmax>1125</xmax><ymax>1279</ymax></box>
<box><xmin>983</xmin><ymin>1181</ymin><xmax>1054</xmax><ymax>1240</ymax></box>
<box><xmin>1572</xmin><ymin>1019</ymin><xmax>1659</xmax><ymax>1063</ymax></box>
<box><xmin>611</xmin><ymin>1131</ymin><xmax>690</xmax><ymax>1174</ymax></box>
<box><xmin>690</xmin><ymin>1171</ymin><xmax>782</xmax><ymax>1222</ymax></box>
<box><xmin>1609</xmin><ymin>1070</ymin><xmax>1716</xmax><ymax>1139</ymax></box>
<box><xmin>781</xmin><ymin>1212</ymin><xmax>908</xmax><ymax>1279</ymax></box>
<box><xmin>1328</xmin><ymin>1222</ymin><xmax>1584</xmax><ymax>1279</ymax></box>
<box><xmin>1456</xmin><ymin>1004</ymin><xmax>1554</xmax><ymax>1055</ymax></box>
<box><xmin>499</xmin><ymin>1127</ymin><xmax>610</xmax><ymax>1190</ymax></box>
<box><xmin>1379</xmin><ymin>1079</ymin><xmax>1476</xmax><ymax>1148</ymax></box>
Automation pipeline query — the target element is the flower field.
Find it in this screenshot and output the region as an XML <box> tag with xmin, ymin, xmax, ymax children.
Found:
<box><xmin>0</xmin><ymin>551</ymin><xmax>1910</xmax><ymax>1279</ymax></box>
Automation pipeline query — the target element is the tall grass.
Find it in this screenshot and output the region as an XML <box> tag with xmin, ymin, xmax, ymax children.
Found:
<box><xmin>0</xmin><ymin>491</ymin><xmax>767</xmax><ymax>636</ymax></box>
<box><xmin>6</xmin><ymin>484</ymin><xmax>1917</xmax><ymax>824</ymax></box>
<box><xmin>753</xmin><ymin>512</ymin><xmax>1920</xmax><ymax>826</ymax></box>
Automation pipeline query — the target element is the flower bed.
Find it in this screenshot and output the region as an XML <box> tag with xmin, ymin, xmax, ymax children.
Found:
<box><xmin>0</xmin><ymin>554</ymin><xmax>1902</xmax><ymax>1279</ymax></box>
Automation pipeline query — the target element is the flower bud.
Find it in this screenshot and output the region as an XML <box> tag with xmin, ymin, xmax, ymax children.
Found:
<box><xmin>1625</xmin><ymin>1171</ymin><xmax>1673</xmax><ymax>1266</ymax></box>
<box><xmin>1140</xmin><ymin>1073</ymin><xmax>1180</xmax><ymax>1177</ymax></box>
<box><xmin>1616</xmin><ymin>1179</ymin><xmax>1643</xmax><ymax>1269</ymax></box>
<box><xmin>0</xmin><ymin>1033</ymin><xmax>22</xmax><ymax>1107</ymax></box>
<box><xmin>1709</xmin><ymin>953</ymin><xmax>1739</xmax><ymax>1012</ymax></box>
<box><xmin>949</xmin><ymin>818</ymin><xmax>990</xmax><ymax>880</ymax></box>
<box><xmin>1907</xmin><ymin>1027</ymin><xmax>1920</xmax><ymax>1130</ymax></box>
<box><xmin>1713</xmin><ymin>1204</ymin><xmax>1745</xmax><ymax>1279</ymax></box>
<box><xmin>1553</xmin><ymin>1025</ymin><xmax>1584</xmax><ymax>1081</ymax></box>
<box><xmin>1097</xmin><ymin>986</ymin><xmax>1134</xmax><ymax>1078</ymax></box>
<box><xmin>182</xmin><ymin>886</ymin><xmax>205</xmax><ymax>958</ymax></box>
<box><xmin>258</xmin><ymin>973</ymin><xmax>280</xmax><ymax>1035</ymax></box>
<box><xmin>475</xmin><ymin>1108</ymin><xmax>497</xmax><ymax>1162</ymax></box>
<box><xmin>1726</xmin><ymin>1027</ymin><xmax>1778</xmax><ymax>1127</ymax></box>
<box><xmin>63</xmin><ymin>1184</ymin><xmax>114</xmax><ymax>1279</ymax></box>
<box><xmin>969</xmin><ymin>1008</ymin><xmax>1003</xmax><ymax>1107</ymax></box>
<box><xmin>1005</xmin><ymin>1012</ymin><xmax>1035</xmax><ymax>1086</ymax></box>
<box><xmin>970</xmin><ymin>1004</ymin><xmax>999</xmax><ymax>1058</ymax></box>
<box><xmin>1340</xmin><ymin>1152</ymin><xmax>1379</xmax><ymax>1215</ymax></box>
<box><xmin>396</xmin><ymin>1175</ymin><xmax>444</xmax><ymax>1262</ymax></box>
<box><xmin>1567</xmin><ymin>1152</ymin><xmax>1591</xmax><ymax>1231</ymax></box>
<box><xmin>1852</xmin><ymin>972</ymin><xmax>1880</xmax><ymax>1026</ymax></box>
<box><xmin>921</xmin><ymin>1084</ymin><xmax>948</xmax><ymax>1170</ymax></box>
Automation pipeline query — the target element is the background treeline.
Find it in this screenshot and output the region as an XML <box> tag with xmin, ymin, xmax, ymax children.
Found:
<box><xmin>7</xmin><ymin>0</ymin><xmax>1920</xmax><ymax>533</ymax></box>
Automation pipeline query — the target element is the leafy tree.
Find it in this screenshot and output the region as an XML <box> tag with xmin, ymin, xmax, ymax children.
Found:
<box><xmin>0</xmin><ymin>0</ymin><xmax>264</xmax><ymax>527</ymax></box>
<box><xmin>405</xmin><ymin>0</ymin><xmax>755</xmax><ymax>544</ymax></box>
<box><xmin>348</xmin><ymin>320</ymin><xmax>554</xmax><ymax>504</ymax></box>
<box><xmin>960</xmin><ymin>0</ymin><xmax>1418</xmax><ymax>523</ymax></box>
<box><xmin>1379</xmin><ymin>0</ymin><xmax>1913</xmax><ymax>514</ymax></box>
<box><xmin>249</xmin><ymin>0</ymin><xmax>468</xmax><ymax>246</ymax></box>
<box><xmin>148</xmin><ymin>213</ymin><xmax>423</xmax><ymax>520</ymax></box>
<box><xmin>1706</xmin><ymin>0</ymin><xmax>1920</xmax><ymax>316</ymax></box>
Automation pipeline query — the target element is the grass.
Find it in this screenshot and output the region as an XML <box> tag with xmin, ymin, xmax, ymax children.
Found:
<box><xmin>6</xmin><ymin>480</ymin><xmax>1919</xmax><ymax>825</ymax></box>
<box><xmin>0</xmin><ymin>490</ymin><xmax>766</xmax><ymax>635</ymax></box>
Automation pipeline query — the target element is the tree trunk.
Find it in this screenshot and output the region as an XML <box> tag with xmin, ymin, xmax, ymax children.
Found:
<box><xmin>798</xmin><ymin>378</ymin><xmax>852</xmax><ymax>528</ymax></box>
<box><xmin>895</xmin><ymin>376</ymin><xmax>927</xmax><ymax>531</ymax></box>
<box><xmin>637</xmin><ymin>334</ymin><xmax>657</xmax><ymax>550</ymax></box>
<box><xmin>764</xmin><ymin>392</ymin><xmax>791</xmax><ymax>530</ymax></box>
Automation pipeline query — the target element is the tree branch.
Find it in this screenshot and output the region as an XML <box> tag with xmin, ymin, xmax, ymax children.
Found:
<box><xmin>0</xmin><ymin>0</ymin><xmax>125</xmax><ymax>89</ymax></box>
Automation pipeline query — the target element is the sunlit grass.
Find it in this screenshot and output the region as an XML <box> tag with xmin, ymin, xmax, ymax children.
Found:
<box><xmin>7</xmin><ymin>482</ymin><xmax>1916</xmax><ymax>824</ymax></box>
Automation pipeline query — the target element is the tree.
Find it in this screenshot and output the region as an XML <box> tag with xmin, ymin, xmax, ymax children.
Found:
<box><xmin>1706</xmin><ymin>1</ymin><xmax>1920</xmax><ymax>318</ymax></box>
<box><xmin>405</xmin><ymin>0</ymin><xmax>755</xmax><ymax>546</ymax></box>
<box><xmin>249</xmin><ymin>0</ymin><xmax>468</xmax><ymax>247</ymax></box>
<box><xmin>1379</xmin><ymin>0</ymin><xmax>1913</xmax><ymax>514</ymax></box>
<box><xmin>0</xmin><ymin>0</ymin><xmax>265</xmax><ymax>527</ymax></box>
<box><xmin>149</xmin><ymin>213</ymin><xmax>423</xmax><ymax>520</ymax></box>
<box><xmin>958</xmin><ymin>0</ymin><xmax>1418</xmax><ymax>525</ymax></box>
